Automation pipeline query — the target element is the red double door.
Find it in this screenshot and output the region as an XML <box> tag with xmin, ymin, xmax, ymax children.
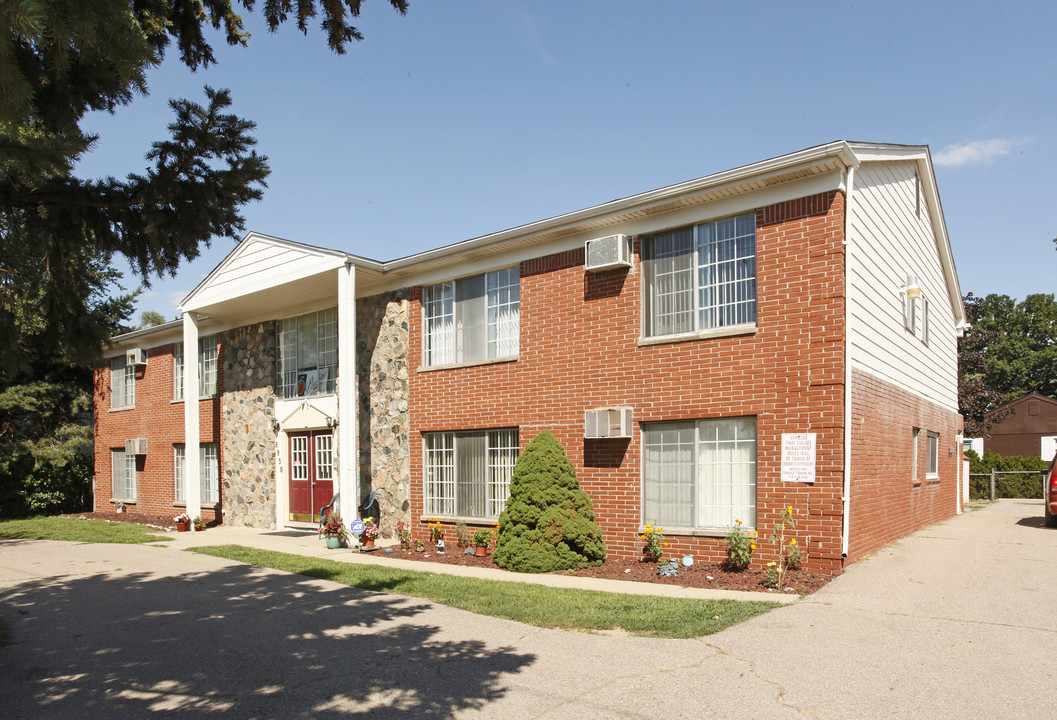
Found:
<box><xmin>289</xmin><ymin>431</ymin><xmax>334</xmax><ymax>523</ymax></box>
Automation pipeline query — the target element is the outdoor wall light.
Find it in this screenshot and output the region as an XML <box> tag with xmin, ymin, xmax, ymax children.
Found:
<box><xmin>326</xmin><ymin>416</ymin><xmax>338</xmax><ymax>429</ymax></box>
<box><xmin>903</xmin><ymin>275</ymin><xmax>922</xmax><ymax>299</ymax></box>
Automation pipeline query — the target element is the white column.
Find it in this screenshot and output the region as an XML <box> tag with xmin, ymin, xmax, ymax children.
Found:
<box><xmin>337</xmin><ymin>263</ymin><xmax>358</xmax><ymax>524</ymax></box>
<box><xmin>182</xmin><ymin>312</ymin><xmax>202</xmax><ymax>525</ymax></box>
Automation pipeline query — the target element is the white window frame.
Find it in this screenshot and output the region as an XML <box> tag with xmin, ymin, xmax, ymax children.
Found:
<box><xmin>644</xmin><ymin>213</ymin><xmax>757</xmax><ymax>338</ymax></box>
<box><xmin>912</xmin><ymin>427</ymin><xmax>921</xmax><ymax>483</ymax></box>
<box><xmin>423</xmin><ymin>267</ymin><xmax>520</xmax><ymax>367</ymax></box>
<box><xmin>174</xmin><ymin>336</ymin><xmax>218</xmax><ymax>400</ymax></box>
<box><xmin>112</xmin><ymin>449</ymin><xmax>137</xmax><ymax>501</ymax></box>
<box><xmin>926</xmin><ymin>431</ymin><xmax>939</xmax><ymax>479</ymax></box>
<box><xmin>174</xmin><ymin>443</ymin><xmax>220</xmax><ymax>504</ymax></box>
<box><xmin>423</xmin><ymin>429</ymin><xmax>518</xmax><ymax>519</ymax></box>
<box><xmin>276</xmin><ymin>308</ymin><xmax>338</xmax><ymax>399</ymax></box>
<box><xmin>643</xmin><ymin>417</ymin><xmax>757</xmax><ymax>530</ymax></box>
<box><xmin>110</xmin><ymin>356</ymin><xmax>135</xmax><ymax>409</ymax></box>
<box><xmin>922</xmin><ymin>297</ymin><xmax>931</xmax><ymax>346</ymax></box>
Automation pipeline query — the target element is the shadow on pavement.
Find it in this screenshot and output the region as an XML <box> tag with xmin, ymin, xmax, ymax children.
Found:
<box><xmin>0</xmin><ymin>550</ymin><xmax>535</xmax><ymax>718</ymax></box>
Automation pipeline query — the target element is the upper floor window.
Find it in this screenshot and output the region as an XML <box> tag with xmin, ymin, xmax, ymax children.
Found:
<box><xmin>644</xmin><ymin>213</ymin><xmax>757</xmax><ymax>338</ymax></box>
<box><xmin>174</xmin><ymin>336</ymin><xmax>218</xmax><ymax>400</ymax></box>
<box><xmin>277</xmin><ymin>308</ymin><xmax>337</xmax><ymax>399</ymax></box>
<box><xmin>424</xmin><ymin>267</ymin><xmax>520</xmax><ymax>366</ymax></box>
<box><xmin>110</xmin><ymin>356</ymin><xmax>135</xmax><ymax>409</ymax></box>
<box><xmin>174</xmin><ymin>444</ymin><xmax>220</xmax><ymax>504</ymax></box>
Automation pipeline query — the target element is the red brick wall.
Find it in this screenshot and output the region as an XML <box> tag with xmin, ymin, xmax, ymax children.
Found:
<box><xmin>93</xmin><ymin>339</ymin><xmax>224</xmax><ymax>522</ymax></box>
<box><xmin>848</xmin><ymin>368</ymin><xmax>962</xmax><ymax>561</ymax></box>
<box><xmin>408</xmin><ymin>191</ymin><xmax>850</xmax><ymax>572</ymax></box>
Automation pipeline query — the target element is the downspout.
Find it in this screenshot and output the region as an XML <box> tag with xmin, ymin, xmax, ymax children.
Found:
<box><xmin>841</xmin><ymin>166</ymin><xmax>856</xmax><ymax>560</ymax></box>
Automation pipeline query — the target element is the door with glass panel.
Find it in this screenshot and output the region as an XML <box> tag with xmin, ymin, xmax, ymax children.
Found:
<box><xmin>288</xmin><ymin>431</ymin><xmax>334</xmax><ymax>522</ymax></box>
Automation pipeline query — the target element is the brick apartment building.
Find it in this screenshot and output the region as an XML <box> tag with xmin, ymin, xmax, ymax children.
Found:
<box><xmin>94</xmin><ymin>141</ymin><xmax>967</xmax><ymax>572</ymax></box>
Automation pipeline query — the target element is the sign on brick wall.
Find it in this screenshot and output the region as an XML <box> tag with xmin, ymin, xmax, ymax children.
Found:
<box><xmin>781</xmin><ymin>433</ymin><xmax>816</xmax><ymax>483</ymax></box>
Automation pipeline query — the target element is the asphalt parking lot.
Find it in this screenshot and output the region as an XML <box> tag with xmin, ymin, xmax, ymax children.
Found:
<box><xmin>1</xmin><ymin>499</ymin><xmax>1053</xmax><ymax>719</ymax></box>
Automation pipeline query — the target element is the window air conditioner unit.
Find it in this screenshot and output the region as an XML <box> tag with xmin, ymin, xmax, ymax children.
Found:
<box><xmin>585</xmin><ymin>234</ymin><xmax>632</xmax><ymax>272</ymax></box>
<box><xmin>585</xmin><ymin>407</ymin><xmax>634</xmax><ymax>439</ymax></box>
<box><xmin>125</xmin><ymin>438</ymin><xmax>148</xmax><ymax>455</ymax></box>
<box><xmin>126</xmin><ymin>348</ymin><xmax>147</xmax><ymax>366</ymax></box>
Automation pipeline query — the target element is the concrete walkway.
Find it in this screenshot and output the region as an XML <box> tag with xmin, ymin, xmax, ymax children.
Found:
<box><xmin>1</xmin><ymin>499</ymin><xmax>1054</xmax><ymax>719</ymax></box>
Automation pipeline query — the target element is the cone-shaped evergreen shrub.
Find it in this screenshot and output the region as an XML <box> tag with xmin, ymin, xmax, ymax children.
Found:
<box><xmin>492</xmin><ymin>429</ymin><xmax>606</xmax><ymax>572</ymax></box>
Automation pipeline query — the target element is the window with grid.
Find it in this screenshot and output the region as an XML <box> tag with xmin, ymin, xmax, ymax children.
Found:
<box><xmin>112</xmin><ymin>449</ymin><xmax>137</xmax><ymax>501</ymax></box>
<box><xmin>277</xmin><ymin>308</ymin><xmax>338</xmax><ymax>398</ymax></box>
<box><xmin>644</xmin><ymin>417</ymin><xmax>757</xmax><ymax>530</ymax></box>
<box><xmin>174</xmin><ymin>444</ymin><xmax>220</xmax><ymax>504</ymax></box>
<box><xmin>926</xmin><ymin>432</ymin><xmax>939</xmax><ymax>478</ymax></box>
<box><xmin>644</xmin><ymin>213</ymin><xmax>757</xmax><ymax>337</ymax></box>
<box><xmin>424</xmin><ymin>267</ymin><xmax>519</xmax><ymax>366</ymax></box>
<box><xmin>110</xmin><ymin>356</ymin><xmax>135</xmax><ymax>409</ymax></box>
<box><xmin>424</xmin><ymin>429</ymin><xmax>518</xmax><ymax>519</ymax></box>
<box><xmin>174</xmin><ymin>336</ymin><xmax>218</xmax><ymax>399</ymax></box>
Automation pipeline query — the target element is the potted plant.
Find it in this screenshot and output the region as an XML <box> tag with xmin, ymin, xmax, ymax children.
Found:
<box><xmin>472</xmin><ymin>527</ymin><xmax>491</xmax><ymax>557</ymax></box>
<box><xmin>319</xmin><ymin>513</ymin><xmax>348</xmax><ymax>549</ymax></box>
<box><xmin>192</xmin><ymin>516</ymin><xmax>207</xmax><ymax>531</ymax></box>
<box><xmin>114</xmin><ymin>501</ymin><xmax>125</xmax><ymax>514</ymax></box>
<box><xmin>361</xmin><ymin>516</ymin><xmax>379</xmax><ymax>547</ymax></box>
<box><xmin>173</xmin><ymin>513</ymin><xmax>191</xmax><ymax>532</ymax></box>
<box><xmin>396</xmin><ymin>520</ymin><xmax>413</xmax><ymax>549</ymax></box>
<box><xmin>412</xmin><ymin>538</ymin><xmax>425</xmax><ymax>552</ymax></box>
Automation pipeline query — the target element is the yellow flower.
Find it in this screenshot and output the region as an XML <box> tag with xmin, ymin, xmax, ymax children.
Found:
<box><xmin>788</xmin><ymin>506</ymin><xmax>794</xmax><ymax>514</ymax></box>
<box><xmin>645</xmin><ymin>528</ymin><xmax>653</xmax><ymax>534</ymax></box>
<box><xmin>663</xmin><ymin>542</ymin><xmax>669</xmax><ymax>547</ymax></box>
<box><xmin>790</xmin><ymin>538</ymin><xmax>797</xmax><ymax>545</ymax></box>
<box><xmin>735</xmin><ymin>519</ymin><xmax>742</xmax><ymax>525</ymax></box>
<box><xmin>657</xmin><ymin>527</ymin><xmax>663</xmax><ymax>533</ymax></box>
<box><xmin>645</xmin><ymin>523</ymin><xmax>652</xmax><ymax>529</ymax></box>
<box><xmin>750</xmin><ymin>543</ymin><xmax>756</xmax><ymax>550</ymax></box>
<box><xmin>767</xmin><ymin>561</ymin><xmax>776</xmax><ymax>567</ymax></box>
<box><xmin>640</xmin><ymin>534</ymin><xmax>646</xmax><ymax>541</ymax></box>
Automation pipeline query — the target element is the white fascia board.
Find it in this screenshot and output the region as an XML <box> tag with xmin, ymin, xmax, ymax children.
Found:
<box><xmin>382</xmin><ymin>141</ymin><xmax>861</xmax><ymax>274</ymax></box>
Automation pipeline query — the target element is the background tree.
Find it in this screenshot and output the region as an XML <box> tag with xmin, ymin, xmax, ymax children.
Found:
<box><xmin>959</xmin><ymin>292</ymin><xmax>1057</xmax><ymax>437</ymax></box>
<box><xmin>492</xmin><ymin>430</ymin><xmax>606</xmax><ymax>573</ymax></box>
<box><xmin>0</xmin><ymin>0</ymin><xmax>408</xmax><ymax>515</ymax></box>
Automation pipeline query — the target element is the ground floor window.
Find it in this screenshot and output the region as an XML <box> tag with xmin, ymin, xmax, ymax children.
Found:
<box><xmin>111</xmin><ymin>449</ymin><xmax>137</xmax><ymax>501</ymax></box>
<box><xmin>926</xmin><ymin>431</ymin><xmax>939</xmax><ymax>478</ymax></box>
<box><xmin>174</xmin><ymin>444</ymin><xmax>220</xmax><ymax>504</ymax></box>
<box><xmin>643</xmin><ymin>417</ymin><xmax>757</xmax><ymax>529</ymax></box>
<box><xmin>424</xmin><ymin>429</ymin><xmax>518</xmax><ymax>519</ymax></box>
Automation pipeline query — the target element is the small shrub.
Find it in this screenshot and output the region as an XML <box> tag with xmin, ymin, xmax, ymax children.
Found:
<box><xmin>472</xmin><ymin>527</ymin><xmax>491</xmax><ymax>546</ymax></box>
<box><xmin>725</xmin><ymin>520</ymin><xmax>755</xmax><ymax>570</ymax></box>
<box><xmin>455</xmin><ymin>520</ymin><xmax>470</xmax><ymax>548</ymax></box>
<box><xmin>492</xmin><ymin>429</ymin><xmax>606</xmax><ymax>573</ymax></box>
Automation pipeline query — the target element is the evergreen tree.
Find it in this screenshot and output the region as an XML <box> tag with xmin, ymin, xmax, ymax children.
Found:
<box><xmin>492</xmin><ymin>429</ymin><xmax>606</xmax><ymax>573</ymax></box>
<box><xmin>0</xmin><ymin>0</ymin><xmax>408</xmax><ymax>514</ymax></box>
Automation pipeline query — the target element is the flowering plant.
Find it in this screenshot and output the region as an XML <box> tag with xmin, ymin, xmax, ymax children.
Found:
<box><xmin>472</xmin><ymin>527</ymin><xmax>492</xmax><ymax>546</ymax></box>
<box><xmin>769</xmin><ymin>505</ymin><xmax>797</xmax><ymax>586</ymax></box>
<box><xmin>396</xmin><ymin>521</ymin><xmax>413</xmax><ymax>546</ymax></box>
<box><xmin>640</xmin><ymin>522</ymin><xmax>667</xmax><ymax>563</ymax></box>
<box><xmin>786</xmin><ymin>537</ymin><xmax>803</xmax><ymax>570</ymax></box>
<box><xmin>361</xmin><ymin>516</ymin><xmax>379</xmax><ymax>540</ymax></box>
<box><xmin>725</xmin><ymin>519</ymin><xmax>755</xmax><ymax>570</ymax></box>
<box><xmin>193</xmin><ymin>515</ymin><xmax>207</xmax><ymax>531</ymax></box>
<box><xmin>319</xmin><ymin>513</ymin><xmax>348</xmax><ymax>542</ymax></box>
<box><xmin>427</xmin><ymin>517</ymin><xmax>444</xmax><ymax>542</ymax></box>
<box><xmin>173</xmin><ymin>513</ymin><xmax>191</xmax><ymax>524</ymax></box>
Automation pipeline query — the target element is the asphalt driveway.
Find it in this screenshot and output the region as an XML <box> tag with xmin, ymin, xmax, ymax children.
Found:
<box><xmin>1</xmin><ymin>499</ymin><xmax>1054</xmax><ymax>719</ymax></box>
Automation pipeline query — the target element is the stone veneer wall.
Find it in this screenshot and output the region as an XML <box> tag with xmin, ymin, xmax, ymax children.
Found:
<box><xmin>222</xmin><ymin>322</ymin><xmax>278</xmax><ymax>528</ymax></box>
<box><xmin>357</xmin><ymin>291</ymin><xmax>410</xmax><ymax>539</ymax></box>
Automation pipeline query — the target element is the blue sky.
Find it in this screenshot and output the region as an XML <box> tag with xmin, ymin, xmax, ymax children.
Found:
<box><xmin>76</xmin><ymin>1</ymin><xmax>1056</xmax><ymax>319</ymax></box>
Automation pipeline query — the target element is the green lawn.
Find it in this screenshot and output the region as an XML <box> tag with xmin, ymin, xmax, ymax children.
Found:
<box><xmin>191</xmin><ymin>545</ymin><xmax>781</xmax><ymax>638</ymax></box>
<box><xmin>0</xmin><ymin>516</ymin><xmax>171</xmax><ymax>544</ymax></box>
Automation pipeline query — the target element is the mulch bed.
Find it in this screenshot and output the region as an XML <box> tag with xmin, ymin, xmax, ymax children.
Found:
<box><xmin>66</xmin><ymin>512</ymin><xmax>837</xmax><ymax>595</ymax></box>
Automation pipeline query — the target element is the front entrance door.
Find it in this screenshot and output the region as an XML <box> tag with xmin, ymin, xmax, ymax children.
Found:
<box><xmin>289</xmin><ymin>431</ymin><xmax>334</xmax><ymax>523</ymax></box>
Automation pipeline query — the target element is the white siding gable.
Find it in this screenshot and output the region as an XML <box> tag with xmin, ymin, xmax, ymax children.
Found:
<box><xmin>182</xmin><ymin>235</ymin><xmax>347</xmax><ymax>313</ymax></box>
<box><xmin>848</xmin><ymin>161</ymin><xmax>959</xmax><ymax>410</ymax></box>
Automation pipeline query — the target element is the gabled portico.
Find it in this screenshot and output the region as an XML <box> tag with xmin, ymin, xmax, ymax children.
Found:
<box><xmin>178</xmin><ymin>233</ymin><xmax>381</xmax><ymax>529</ymax></box>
